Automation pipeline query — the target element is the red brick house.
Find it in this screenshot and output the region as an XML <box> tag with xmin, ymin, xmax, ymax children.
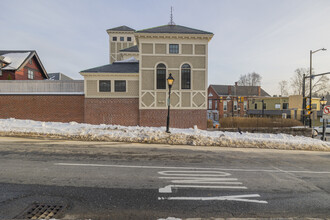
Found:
<box><xmin>207</xmin><ymin>83</ymin><xmax>270</xmax><ymax>121</ymax></box>
<box><xmin>0</xmin><ymin>50</ymin><xmax>48</xmax><ymax>80</ymax></box>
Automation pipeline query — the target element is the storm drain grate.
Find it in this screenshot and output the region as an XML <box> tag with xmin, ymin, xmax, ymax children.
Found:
<box><xmin>15</xmin><ymin>203</ymin><xmax>66</xmax><ymax>219</ymax></box>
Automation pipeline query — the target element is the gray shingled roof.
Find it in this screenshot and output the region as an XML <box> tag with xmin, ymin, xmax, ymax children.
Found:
<box><xmin>120</xmin><ymin>45</ymin><xmax>139</xmax><ymax>53</ymax></box>
<box><xmin>210</xmin><ymin>84</ymin><xmax>270</xmax><ymax>97</ymax></box>
<box><xmin>136</xmin><ymin>24</ymin><xmax>213</xmax><ymax>35</ymax></box>
<box><xmin>107</xmin><ymin>25</ymin><xmax>135</xmax><ymax>32</ymax></box>
<box><xmin>48</xmin><ymin>73</ymin><xmax>73</xmax><ymax>80</ymax></box>
<box><xmin>80</xmin><ymin>62</ymin><xmax>139</xmax><ymax>73</ymax></box>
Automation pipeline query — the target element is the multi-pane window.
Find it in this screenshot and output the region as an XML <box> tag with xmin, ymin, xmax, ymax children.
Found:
<box><xmin>181</xmin><ymin>63</ymin><xmax>191</xmax><ymax>89</ymax></box>
<box><xmin>127</xmin><ymin>37</ymin><xmax>131</xmax><ymax>41</ymax></box>
<box><xmin>99</xmin><ymin>80</ymin><xmax>111</xmax><ymax>92</ymax></box>
<box><xmin>208</xmin><ymin>100</ymin><xmax>212</xmax><ymax>109</ymax></box>
<box><xmin>115</xmin><ymin>80</ymin><xmax>126</xmax><ymax>92</ymax></box>
<box><xmin>28</xmin><ymin>69</ymin><xmax>34</xmax><ymax>79</ymax></box>
<box><xmin>244</xmin><ymin>101</ymin><xmax>247</xmax><ymax>110</ymax></box>
<box><xmin>169</xmin><ymin>44</ymin><xmax>179</xmax><ymax>54</ymax></box>
<box><xmin>283</xmin><ymin>103</ymin><xmax>289</xmax><ymax>109</ymax></box>
<box><xmin>263</xmin><ymin>102</ymin><xmax>267</xmax><ymax>110</ymax></box>
<box><xmin>234</xmin><ymin>101</ymin><xmax>238</xmax><ymax>111</ymax></box>
<box><xmin>120</xmin><ymin>37</ymin><xmax>124</xmax><ymax>41</ymax></box>
<box><xmin>112</xmin><ymin>37</ymin><xmax>117</xmax><ymax>41</ymax></box>
<box><xmin>215</xmin><ymin>100</ymin><xmax>218</xmax><ymax>109</ymax></box>
<box><xmin>156</xmin><ymin>63</ymin><xmax>166</xmax><ymax>89</ymax></box>
<box><xmin>223</xmin><ymin>101</ymin><xmax>227</xmax><ymax>111</ymax></box>
<box><xmin>29</xmin><ymin>59</ymin><xmax>32</xmax><ymax>64</ymax></box>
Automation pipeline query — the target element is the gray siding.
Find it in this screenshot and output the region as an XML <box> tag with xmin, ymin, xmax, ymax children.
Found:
<box><xmin>0</xmin><ymin>80</ymin><xmax>84</xmax><ymax>93</ymax></box>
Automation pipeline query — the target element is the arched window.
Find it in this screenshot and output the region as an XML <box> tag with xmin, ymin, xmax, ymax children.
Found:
<box><xmin>181</xmin><ymin>63</ymin><xmax>191</xmax><ymax>89</ymax></box>
<box><xmin>156</xmin><ymin>63</ymin><xmax>166</xmax><ymax>89</ymax></box>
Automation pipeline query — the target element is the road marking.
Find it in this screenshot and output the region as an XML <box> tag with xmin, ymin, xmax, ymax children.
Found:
<box><xmin>158</xmin><ymin>170</ymin><xmax>247</xmax><ymax>193</ymax></box>
<box><xmin>55</xmin><ymin>163</ymin><xmax>269</xmax><ymax>203</ymax></box>
<box><xmin>54</xmin><ymin>163</ymin><xmax>330</xmax><ymax>174</ymax></box>
<box><xmin>158</xmin><ymin>170</ymin><xmax>231</xmax><ymax>177</ymax></box>
<box><xmin>158</xmin><ymin>194</ymin><xmax>268</xmax><ymax>204</ymax></box>
<box><xmin>159</xmin><ymin>177</ymin><xmax>241</xmax><ymax>184</ymax></box>
<box><xmin>159</xmin><ymin>185</ymin><xmax>247</xmax><ymax>193</ymax></box>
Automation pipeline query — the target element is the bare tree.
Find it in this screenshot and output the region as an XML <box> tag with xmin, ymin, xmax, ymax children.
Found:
<box><xmin>290</xmin><ymin>68</ymin><xmax>305</xmax><ymax>95</ymax></box>
<box><xmin>278</xmin><ymin>80</ymin><xmax>289</xmax><ymax>96</ymax></box>
<box><xmin>290</xmin><ymin>68</ymin><xmax>329</xmax><ymax>96</ymax></box>
<box><xmin>237</xmin><ymin>72</ymin><xmax>262</xmax><ymax>86</ymax></box>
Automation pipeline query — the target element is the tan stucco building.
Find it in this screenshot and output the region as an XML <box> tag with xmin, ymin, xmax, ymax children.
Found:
<box><xmin>80</xmin><ymin>24</ymin><xmax>213</xmax><ymax>129</ymax></box>
<box><xmin>247</xmin><ymin>95</ymin><xmax>323</xmax><ymax>125</ymax></box>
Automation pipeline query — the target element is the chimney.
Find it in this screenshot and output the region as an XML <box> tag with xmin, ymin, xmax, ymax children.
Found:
<box><xmin>258</xmin><ymin>86</ymin><xmax>261</xmax><ymax>96</ymax></box>
<box><xmin>235</xmin><ymin>82</ymin><xmax>238</xmax><ymax>87</ymax></box>
<box><xmin>228</xmin><ymin>86</ymin><xmax>231</xmax><ymax>95</ymax></box>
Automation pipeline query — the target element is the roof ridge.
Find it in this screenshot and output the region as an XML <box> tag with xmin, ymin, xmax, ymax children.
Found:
<box><xmin>107</xmin><ymin>25</ymin><xmax>135</xmax><ymax>32</ymax></box>
<box><xmin>136</xmin><ymin>24</ymin><xmax>169</xmax><ymax>32</ymax></box>
<box><xmin>136</xmin><ymin>24</ymin><xmax>213</xmax><ymax>35</ymax></box>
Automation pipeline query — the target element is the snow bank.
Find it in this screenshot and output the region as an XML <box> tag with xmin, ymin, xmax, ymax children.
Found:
<box><xmin>0</xmin><ymin>118</ymin><xmax>329</xmax><ymax>151</ymax></box>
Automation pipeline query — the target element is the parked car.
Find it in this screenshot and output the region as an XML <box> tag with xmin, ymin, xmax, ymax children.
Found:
<box><xmin>313</xmin><ymin>124</ymin><xmax>330</xmax><ymax>135</ymax></box>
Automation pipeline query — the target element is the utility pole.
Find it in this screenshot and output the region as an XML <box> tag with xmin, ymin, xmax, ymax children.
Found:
<box><xmin>302</xmin><ymin>73</ymin><xmax>306</xmax><ymax>125</ymax></box>
<box><xmin>309</xmin><ymin>48</ymin><xmax>326</xmax><ymax>128</ymax></box>
<box><xmin>303</xmin><ymin>71</ymin><xmax>330</xmax><ymax>128</ymax></box>
<box><xmin>309</xmin><ymin>50</ymin><xmax>312</xmax><ymax>128</ymax></box>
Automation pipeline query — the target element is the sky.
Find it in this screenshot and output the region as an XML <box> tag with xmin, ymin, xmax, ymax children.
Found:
<box><xmin>1</xmin><ymin>0</ymin><xmax>330</xmax><ymax>95</ymax></box>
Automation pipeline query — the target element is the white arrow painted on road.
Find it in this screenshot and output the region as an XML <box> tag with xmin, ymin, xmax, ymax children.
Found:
<box><xmin>158</xmin><ymin>194</ymin><xmax>268</xmax><ymax>204</ymax></box>
<box><xmin>159</xmin><ymin>177</ymin><xmax>240</xmax><ymax>184</ymax></box>
<box><xmin>159</xmin><ymin>185</ymin><xmax>247</xmax><ymax>193</ymax></box>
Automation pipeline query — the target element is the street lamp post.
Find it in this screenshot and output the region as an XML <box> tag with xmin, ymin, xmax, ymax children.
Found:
<box><xmin>166</xmin><ymin>73</ymin><xmax>174</xmax><ymax>133</ymax></box>
<box><xmin>320</xmin><ymin>96</ymin><xmax>327</xmax><ymax>141</ymax></box>
<box><xmin>309</xmin><ymin>48</ymin><xmax>326</xmax><ymax>128</ymax></box>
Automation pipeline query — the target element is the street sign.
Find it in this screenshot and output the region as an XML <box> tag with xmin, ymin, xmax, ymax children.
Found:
<box><xmin>323</xmin><ymin>105</ymin><xmax>330</xmax><ymax>119</ymax></box>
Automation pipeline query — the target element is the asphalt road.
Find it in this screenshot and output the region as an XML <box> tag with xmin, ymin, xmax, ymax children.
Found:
<box><xmin>0</xmin><ymin>136</ymin><xmax>329</xmax><ymax>219</ymax></box>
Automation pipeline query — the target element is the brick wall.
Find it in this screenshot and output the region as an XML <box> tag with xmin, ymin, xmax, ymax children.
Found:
<box><xmin>0</xmin><ymin>95</ymin><xmax>84</xmax><ymax>122</ymax></box>
<box><xmin>0</xmin><ymin>95</ymin><xmax>206</xmax><ymax>129</ymax></box>
<box><xmin>0</xmin><ymin>70</ymin><xmax>15</xmax><ymax>80</ymax></box>
<box><xmin>139</xmin><ymin>109</ymin><xmax>207</xmax><ymax>130</ymax></box>
<box><xmin>84</xmin><ymin>98</ymin><xmax>139</xmax><ymax>126</ymax></box>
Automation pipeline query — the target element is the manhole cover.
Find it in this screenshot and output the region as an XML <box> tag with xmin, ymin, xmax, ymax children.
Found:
<box><xmin>15</xmin><ymin>203</ymin><xmax>66</xmax><ymax>219</ymax></box>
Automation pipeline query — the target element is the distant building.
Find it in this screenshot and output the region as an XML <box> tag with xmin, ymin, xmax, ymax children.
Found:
<box><xmin>48</xmin><ymin>72</ymin><xmax>73</xmax><ymax>80</ymax></box>
<box><xmin>0</xmin><ymin>50</ymin><xmax>48</xmax><ymax>80</ymax></box>
<box><xmin>247</xmin><ymin>95</ymin><xmax>325</xmax><ymax>125</ymax></box>
<box><xmin>207</xmin><ymin>83</ymin><xmax>270</xmax><ymax>120</ymax></box>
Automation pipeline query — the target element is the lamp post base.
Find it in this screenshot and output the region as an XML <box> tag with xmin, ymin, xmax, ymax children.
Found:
<box><xmin>166</xmin><ymin>114</ymin><xmax>170</xmax><ymax>133</ymax></box>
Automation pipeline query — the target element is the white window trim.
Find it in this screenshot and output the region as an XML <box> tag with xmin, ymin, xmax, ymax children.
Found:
<box><xmin>208</xmin><ymin>100</ymin><xmax>212</xmax><ymax>109</ymax></box>
<box><xmin>234</xmin><ymin>100</ymin><xmax>238</xmax><ymax>111</ymax></box>
<box><xmin>244</xmin><ymin>101</ymin><xmax>247</xmax><ymax>111</ymax></box>
<box><xmin>28</xmin><ymin>69</ymin><xmax>34</xmax><ymax>79</ymax></box>
<box><xmin>223</xmin><ymin>101</ymin><xmax>227</xmax><ymax>111</ymax></box>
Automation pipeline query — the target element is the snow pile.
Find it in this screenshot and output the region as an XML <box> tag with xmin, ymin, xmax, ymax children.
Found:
<box><xmin>0</xmin><ymin>118</ymin><xmax>329</xmax><ymax>151</ymax></box>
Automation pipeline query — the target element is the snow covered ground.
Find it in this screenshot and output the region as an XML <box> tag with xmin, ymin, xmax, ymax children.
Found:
<box><xmin>0</xmin><ymin>118</ymin><xmax>329</xmax><ymax>151</ymax></box>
